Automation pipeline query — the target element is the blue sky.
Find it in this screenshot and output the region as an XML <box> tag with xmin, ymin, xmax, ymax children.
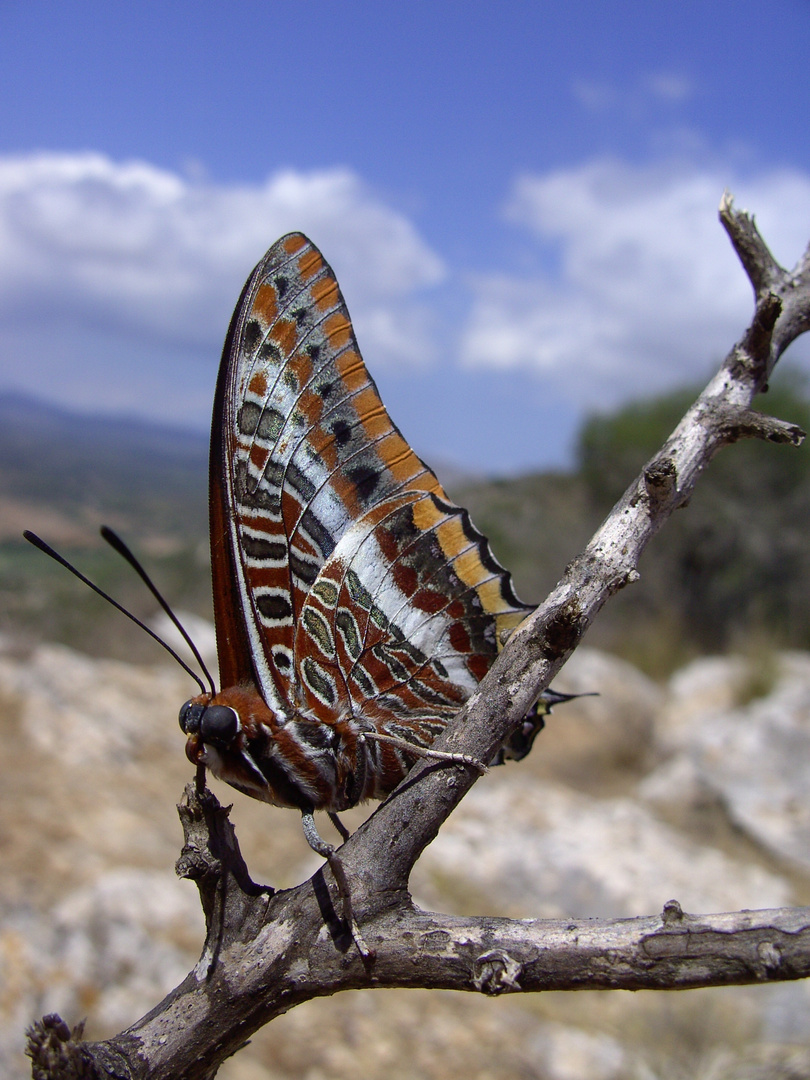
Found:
<box><xmin>1</xmin><ymin>0</ymin><xmax>809</xmax><ymax>474</ymax></box>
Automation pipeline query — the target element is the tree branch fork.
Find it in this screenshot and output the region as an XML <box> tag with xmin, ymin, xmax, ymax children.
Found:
<box><xmin>27</xmin><ymin>197</ymin><xmax>810</xmax><ymax>1079</ymax></box>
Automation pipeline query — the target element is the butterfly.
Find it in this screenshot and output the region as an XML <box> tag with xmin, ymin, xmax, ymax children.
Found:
<box><xmin>178</xmin><ymin>233</ymin><xmax>579</xmax><ymax>865</ymax></box>
<box><xmin>23</xmin><ymin>231</ymin><xmax>583</xmax><ymax>956</ymax></box>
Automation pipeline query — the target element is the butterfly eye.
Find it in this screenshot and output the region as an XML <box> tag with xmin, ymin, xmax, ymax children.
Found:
<box><xmin>179</xmin><ymin>700</ymin><xmax>205</xmax><ymax>734</ymax></box>
<box><xmin>200</xmin><ymin>705</ymin><xmax>239</xmax><ymax>746</ymax></box>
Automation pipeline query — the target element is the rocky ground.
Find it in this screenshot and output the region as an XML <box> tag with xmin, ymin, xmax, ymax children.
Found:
<box><xmin>1</xmin><ymin>637</ymin><xmax>809</xmax><ymax>1079</ymax></box>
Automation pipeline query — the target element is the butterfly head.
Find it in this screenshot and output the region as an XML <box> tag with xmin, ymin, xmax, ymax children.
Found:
<box><xmin>179</xmin><ymin>693</ymin><xmax>253</xmax><ymax>767</ymax></box>
<box><xmin>178</xmin><ymin>689</ymin><xmax>286</xmax><ymax>801</ymax></box>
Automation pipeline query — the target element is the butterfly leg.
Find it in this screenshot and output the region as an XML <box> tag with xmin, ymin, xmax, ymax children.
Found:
<box><xmin>301</xmin><ymin>810</ymin><xmax>372</xmax><ymax>961</ymax></box>
<box><xmin>328</xmin><ymin>811</ymin><xmax>351</xmax><ymax>843</ymax></box>
<box><xmin>359</xmin><ymin>731</ymin><xmax>488</xmax><ymax>774</ymax></box>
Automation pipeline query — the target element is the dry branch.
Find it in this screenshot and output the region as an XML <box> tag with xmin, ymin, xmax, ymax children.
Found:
<box><xmin>27</xmin><ymin>197</ymin><xmax>810</xmax><ymax>1080</ymax></box>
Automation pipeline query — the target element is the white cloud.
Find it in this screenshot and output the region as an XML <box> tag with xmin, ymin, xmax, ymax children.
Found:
<box><xmin>570</xmin><ymin>79</ymin><xmax>618</xmax><ymax>112</ymax></box>
<box><xmin>645</xmin><ymin>73</ymin><xmax>694</xmax><ymax>103</ymax></box>
<box><xmin>4</xmin><ymin>149</ymin><xmax>809</xmax><ymax>452</ymax></box>
<box><xmin>0</xmin><ymin>152</ymin><xmax>445</xmax><ymax>416</ymax></box>
<box><xmin>572</xmin><ymin>72</ymin><xmax>694</xmax><ymax>114</ymax></box>
<box><xmin>460</xmin><ymin>158</ymin><xmax>810</xmax><ymax>407</ymax></box>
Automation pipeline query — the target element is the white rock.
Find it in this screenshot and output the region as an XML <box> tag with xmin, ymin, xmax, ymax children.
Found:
<box><xmin>414</xmin><ymin>777</ymin><xmax>789</xmax><ymax>919</ymax></box>
<box><xmin>657</xmin><ymin>654</ymin><xmax>748</xmax><ymax>755</ymax></box>
<box><xmin>0</xmin><ymin>871</ymin><xmax>202</xmax><ymax>1076</ymax></box>
<box><xmin>1</xmin><ymin>640</ymin><xmax>805</xmax><ymax>1079</ymax></box>
<box><xmin>0</xmin><ymin>643</ymin><xmax>190</xmax><ymax>766</ymax></box>
<box><xmin>49</xmin><ymin>869</ymin><xmax>203</xmax><ymax>1032</ymax></box>
<box><xmin>651</xmin><ymin>652</ymin><xmax>810</xmax><ymax>872</ymax></box>
<box><xmin>529</xmin><ymin>647</ymin><xmax>664</xmax><ymax>778</ymax></box>
<box><xmin>528</xmin><ymin>1022</ymin><xmax>629</xmax><ymax>1080</ymax></box>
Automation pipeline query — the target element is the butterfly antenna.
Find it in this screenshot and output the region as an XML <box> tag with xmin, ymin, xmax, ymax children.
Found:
<box><xmin>23</xmin><ymin>530</ymin><xmax>210</xmax><ymax>697</ymax></box>
<box><xmin>100</xmin><ymin>526</ymin><xmax>217</xmax><ymax>696</ymax></box>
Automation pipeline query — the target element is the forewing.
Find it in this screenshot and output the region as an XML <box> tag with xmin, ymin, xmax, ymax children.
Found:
<box><xmin>213</xmin><ymin>232</ymin><xmax>530</xmax><ymax>723</ymax></box>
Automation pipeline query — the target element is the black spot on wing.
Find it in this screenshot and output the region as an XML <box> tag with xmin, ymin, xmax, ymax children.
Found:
<box><xmin>243</xmin><ymin>320</ymin><xmax>262</xmax><ymax>354</ymax></box>
<box><xmin>294</xmin><ymin>722</ymin><xmax>336</xmax><ymax>751</ymax></box>
<box><xmin>347</xmin><ymin>463</ymin><xmax>381</xmax><ymax>504</ymax></box>
<box><xmin>300</xmin><ymin>509</ymin><xmax>336</xmax><ymax>559</ymax></box>
<box><xmin>235</xmin><ymin>461</ymin><xmax>281</xmax><ymax>514</ymax></box>
<box><xmin>284</xmin><ymin>461</ymin><xmax>317</xmax><ymax>503</ymax></box>
<box><xmin>256</xmin><ymin>594</ymin><xmax>293</xmax><ymax>622</ymax></box>
<box><xmin>238</xmin><ymin>402</ymin><xmax>284</xmax><ymax>442</ymax></box>
<box><xmin>332</xmin><ymin>419</ymin><xmax>352</xmax><ymax>446</ymax></box>
<box><xmin>290</xmin><ymin>551</ymin><xmax>319</xmax><ymax>585</ymax></box>
<box><xmin>258</xmin><ymin>339</ymin><xmax>281</xmax><ymax>363</ymax></box>
<box><xmin>242</xmin><ymin>536</ymin><xmax>286</xmax><ymax>562</ymax></box>
<box><xmin>302</xmin><ymin>657</ymin><xmax>336</xmax><ymax>704</ymax></box>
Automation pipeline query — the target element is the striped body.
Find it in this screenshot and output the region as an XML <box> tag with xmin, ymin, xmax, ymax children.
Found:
<box><xmin>181</xmin><ymin>234</ymin><xmax>534</xmax><ymax>813</ymax></box>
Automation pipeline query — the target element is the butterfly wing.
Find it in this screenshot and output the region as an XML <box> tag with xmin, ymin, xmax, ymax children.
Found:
<box><xmin>211</xmin><ymin>233</ymin><xmax>531</xmax><ymax>738</ymax></box>
<box><xmin>210</xmin><ymin>267</ymin><xmax>262</xmax><ymax>695</ymax></box>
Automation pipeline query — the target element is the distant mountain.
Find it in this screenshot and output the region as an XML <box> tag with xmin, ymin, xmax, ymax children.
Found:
<box><xmin>0</xmin><ymin>392</ymin><xmax>484</xmax><ymax>529</ymax></box>
<box><xmin>0</xmin><ymin>394</ymin><xmax>212</xmax><ymax>657</ymax></box>
<box><xmin>0</xmin><ymin>392</ymin><xmax>209</xmax><ymax>542</ymax></box>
